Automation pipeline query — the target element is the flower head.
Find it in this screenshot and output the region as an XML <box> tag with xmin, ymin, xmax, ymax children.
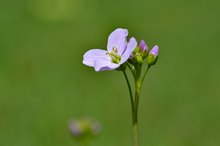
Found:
<box><xmin>83</xmin><ymin>28</ymin><xmax>137</xmax><ymax>71</ymax></box>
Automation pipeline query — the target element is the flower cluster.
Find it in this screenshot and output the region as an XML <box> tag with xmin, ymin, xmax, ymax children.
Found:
<box><xmin>83</xmin><ymin>28</ymin><xmax>159</xmax><ymax>71</ymax></box>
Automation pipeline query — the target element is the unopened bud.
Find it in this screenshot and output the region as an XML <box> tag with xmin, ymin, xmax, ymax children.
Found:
<box><xmin>139</xmin><ymin>40</ymin><xmax>148</xmax><ymax>53</ymax></box>
<box><xmin>147</xmin><ymin>45</ymin><xmax>159</xmax><ymax>66</ymax></box>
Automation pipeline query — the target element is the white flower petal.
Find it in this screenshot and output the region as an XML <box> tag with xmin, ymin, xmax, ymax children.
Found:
<box><xmin>107</xmin><ymin>28</ymin><xmax>128</xmax><ymax>55</ymax></box>
<box><xmin>83</xmin><ymin>49</ymin><xmax>110</xmax><ymax>67</ymax></box>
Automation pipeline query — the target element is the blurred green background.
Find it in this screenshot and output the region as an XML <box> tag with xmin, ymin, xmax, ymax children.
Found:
<box><xmin>0</xmin><ymin>0</ymin><xmax>219</xmax><ymax>145</ymax></box>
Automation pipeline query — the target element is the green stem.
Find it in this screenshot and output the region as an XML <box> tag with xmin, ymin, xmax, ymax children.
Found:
<box><xmin>134</xmin><ymin>64</ymin><xmax>142</xmax><ymax>115</ymax></box>
<box><xmin>141</xmin><ymin>65</ymin><xmax>151</xmax><ymax>85</ymax></box>
<box><xmin>127</xmin><ymin>63</ymin><xmax>136</xmax><ymax>78</ymax></box>
<box><xmin>133</xmin><ymin>64</ymin><xmax>142</xmax><ymax>146</ymax></box>
<box><xmin>133</xmin><ymin>122</ymin><xmax>139</xmax><ymax>146</ymax></box>
<box><xmin>122</xmin><ymin>69</ymin><xmax>138</xmax><ymax>146</ymax></box>
<box><xmin>123</xmin><ymin>64</ymin><xmax>151</xmax><ymax>146</ymax></box>
<box><xmin>122</xmin><ymin>70</ymin><xmax>134</xmax><ymax>119</ymax></box>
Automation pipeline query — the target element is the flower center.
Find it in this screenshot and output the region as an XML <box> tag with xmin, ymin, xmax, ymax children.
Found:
<box><xmin>107</xmin><ymin>47</ymin><xmax>121</xmax><ymax>64</ymax></box>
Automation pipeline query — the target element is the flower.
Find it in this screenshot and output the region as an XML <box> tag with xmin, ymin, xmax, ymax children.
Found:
<box><xmin>83</xmin><ymin>28</ymin><xmax>137</xmax><ymax>71</ymax></box>
<box><xmin>69</xmin><ymin>118</ymin><xmax>102</xmax><ymax>139</ymax></box>
<box><xmin>69</xmin><ymin>120</ymin><xmax>83</xmax><ymax>137</ymax></box>
<box><xmin>139</xmin><ymin>40</ymin><xmax>148</xmax><ymax>52</ymax></box>
<box><xmin>147</xmin><ymin>45</ymin><xmax>159</xmax><ymax>66</ymax></box>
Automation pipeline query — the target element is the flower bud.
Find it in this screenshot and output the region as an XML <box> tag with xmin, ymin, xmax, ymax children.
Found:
<box><xmin>130</xmin><ymin>40</ymin><xmax>148</xmax><ymax>64</ymax></box>
<box><xmin>69</xmin><ymin>120</ymin><xmax>83</xmax><ymax>137</ymax></box>
<box><xmin>139</xmin><ymin>40</ymin><xmax>148</xmax><ymax>53</ymax></box>
<box><xmin>139</xmin><ymin>40</ymin><xmax>149</xmax><ymax>59</ymax></box>
<box><xmin>147</xmin><ymin>45</ymin><xmax>159</xmax><ymax>66</ymax></box>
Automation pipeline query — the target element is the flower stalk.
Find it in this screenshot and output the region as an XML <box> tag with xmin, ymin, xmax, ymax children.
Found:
<box><xmin>123</xmin><ymin>63</ymin><xmax>147</xmax><ymax>146</ymax></box>
<box><xmin>121</xmin><ymin>41</ymin><xmax>158</xmax><ymax>146</ymax></box>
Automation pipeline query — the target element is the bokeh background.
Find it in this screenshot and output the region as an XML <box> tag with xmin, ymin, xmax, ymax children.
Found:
<box><xmin>0</xmin><ymin>0</ymin><xmax>220</xmax><ymax>145</ymax></box>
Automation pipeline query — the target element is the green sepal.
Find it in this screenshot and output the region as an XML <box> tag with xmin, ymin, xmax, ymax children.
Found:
<box><xmin>133</xmin><ymin>47</ymin><xmax>140</xmax><ymax>54</ymax></box>
<box><xmin>116</xmin><ymin>63</ymin><xmax>127</xmax><ymax>71</ymax></box>
<box><xmin>137</xmin><ymin>55</ymin><xmax>143</xmax><ymax>64</ymax></box>
<box><xmin>147</xmin><ymin>54</ymin><xmax>158</xmax><ymax>66</ymax></box>
<box><xmin>141</xmin><ymin>50</ymin><xmax>148</xmax><ymax>59</ymax></box>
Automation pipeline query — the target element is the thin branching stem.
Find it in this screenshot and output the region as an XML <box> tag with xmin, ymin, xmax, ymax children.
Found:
<box><xmin>141</xmin><ymin>65</ymin><xmax>151</xmax><ymax>85</ymax></box>
<box><xmin>123</xmin><ymin>64</ymin><xmax>151</xmax><ymax>146</ymax></box>
<box><xmin>127</xmin><ymin>63</ymin><xmax>136</xmax><ymax>78</ymax></box>
<box><xmin>122</xmin><ymin>70</ymin><xmax>135</xmax><ymax>117</ymax></box>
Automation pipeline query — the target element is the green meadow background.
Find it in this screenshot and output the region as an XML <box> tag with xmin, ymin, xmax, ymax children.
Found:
<box><xmin>0</xmin><ymin>0</ymin><xmax>219</xmax><ymax>145</ymax></box>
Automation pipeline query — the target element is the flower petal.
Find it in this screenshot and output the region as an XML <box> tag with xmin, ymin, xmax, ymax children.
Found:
<box><xmin>107</xmin><ymin>28</ymin><xmax>128</xmax><ymax>55</ymax></box>
<box><xmin>120</xmin><ymin>37</ymin><xmax>137</xmax><ymax>64</ymax></box>
<box><xmin>83</xmin><ymin>49</ymin><xmax>109</xmax><ymax>67</ymax></box>
<box><xmin>94</xmin><ymin>58</ymin><xmax>120</xmax><ymax>72</ymax></box>
<box><xmin>150</xmin><ymin>45</ymin><xmax>159</xmax><ymax>56</ymax></box>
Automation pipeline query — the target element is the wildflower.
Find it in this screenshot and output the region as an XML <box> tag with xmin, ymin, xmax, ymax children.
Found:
<box><xmin>83</xmin><ymin>28</ymin><xmax>137</xmax><ymax>71</ymax></box>
<box><xmin>147</xmin><ymin>45</ymin><xmax>159</xmax><ymax>66</ymax></box>
<box><xmin>82</xmin><ymin>28</ymin><xmax>160</xmax><ymax>146</ymax></box>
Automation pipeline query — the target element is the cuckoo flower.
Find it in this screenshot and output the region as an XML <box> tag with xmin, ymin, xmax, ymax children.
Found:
<box><xmin>83</xmin><ymin>28</ymin><xmax>137</xmax><ymax>71</ymax></box>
